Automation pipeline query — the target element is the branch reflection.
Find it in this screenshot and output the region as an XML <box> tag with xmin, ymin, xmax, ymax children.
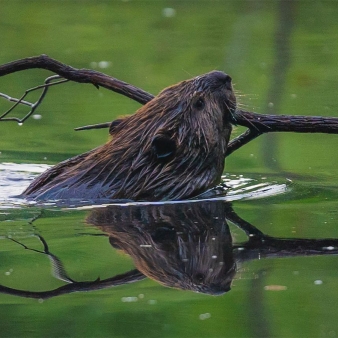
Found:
<box><xmin>1</xmin><ymin>200</ymin><xmax>338</xmax><ymax>299</ymax></box>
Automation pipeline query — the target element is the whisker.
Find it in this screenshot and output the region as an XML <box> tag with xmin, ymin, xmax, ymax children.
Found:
<box><xmin>224</xmin><ymin>101</ymin><xmax>238</xmax><ymax>124</ymax></box>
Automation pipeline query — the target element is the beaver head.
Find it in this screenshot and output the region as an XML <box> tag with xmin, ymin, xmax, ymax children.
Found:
<box><xmin>23</xmin><ymin>71</ymin><xmax>236</xmax><ymax>201</ymax></box>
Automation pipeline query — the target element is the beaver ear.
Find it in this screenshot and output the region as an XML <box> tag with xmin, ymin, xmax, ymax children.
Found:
<box><xmin>151</xmin><ymin>134</ymin><xmax>176</xmax><ymax>159</ymax></box>
<box><xmin>109</xmin><ymin>118</ymin><xmax>124</xmax><ymax>135</ymax></box>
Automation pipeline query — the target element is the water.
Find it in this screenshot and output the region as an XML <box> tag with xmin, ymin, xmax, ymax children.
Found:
<box><xmin>1</xmin><ymin>1</ymin><xmax>338</xmax><ymax>337</ymax></box>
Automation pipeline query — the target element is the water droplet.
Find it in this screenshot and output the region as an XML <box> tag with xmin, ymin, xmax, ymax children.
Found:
<box><xmin>18</xmin><ymin>123</ymin><xmax>23</xmax><ymax>126</ymax></box>
<box><xmin>98</xmin><ymin>61</ymin><xmax>111</xmax><ymax>69</ymax></box>
<box><xmin>32</xmin><ymin>114</ymin><xmax>42</xmax><ymax>120</ymax></box>
<box><xmin>314</xmin><ymin>280</ymin><xmax>323</xmax><ymax>285</ymax></box>
<box><xmin>162</xmin><ymin>8</ymin><xmax>176</xmax><ymax>17</ymax></box>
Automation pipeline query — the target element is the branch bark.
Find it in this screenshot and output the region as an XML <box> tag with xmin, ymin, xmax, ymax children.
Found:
<box><xmin>226</xmin><ymin>111</ymin><xmax>338</xmax><ymax>156</ymax></box>
<box><xmin>0</xmin><ymin>54</ymin><xmax>153</xmax><ymax>104</ymax></box>
<box><xmin>1</xmin><ymin>55</ymin><xmax>338</xmax><ymax>156</ymax></box>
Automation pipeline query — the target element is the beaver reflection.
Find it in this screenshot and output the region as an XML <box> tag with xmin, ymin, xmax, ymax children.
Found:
<box><xmin>87</xmin><ymin>201</ymin><xmax>236</xmax><ymax>295</ymax></box>
<box><xmin>2</xmin><ymin>200</ymin><xmax>338</xmax><ymax>299</ymax></box>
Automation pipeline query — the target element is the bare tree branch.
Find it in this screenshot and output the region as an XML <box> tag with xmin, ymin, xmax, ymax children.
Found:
<box><xmin>226</xmin><ymin>110</ymin><xmax>338</xmax><ymax>156</ymax></box>
<box><xmin>1</xmin><ymin>55</ymin><xmax>338</xmax><ymax>156</ymax></box>
<box><xmin>234</xmin><ymin>110</ymin><xmax>338</xmax><ymax>134</ymax></box>
<box><xmin>0</xmin><ymin>54</ymin><xmax>153</xmax><ymax>104</ymax></box>
<box><xmin>226</xmin><ymin>129</ymin><xmax>261</xmax><ymax>157</ymax></box>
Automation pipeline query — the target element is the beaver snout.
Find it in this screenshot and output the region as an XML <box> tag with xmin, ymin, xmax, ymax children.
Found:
<box><xmin>202</xmin><ymin>71</ymin><xmax>233</xmax><ymax>91</ymax></box>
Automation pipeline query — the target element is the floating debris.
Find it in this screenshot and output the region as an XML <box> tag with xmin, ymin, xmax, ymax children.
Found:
<box><xmin>264</xmin><ymin>285</ymin><xmax>287</xmax><ymax>291</ymax></box>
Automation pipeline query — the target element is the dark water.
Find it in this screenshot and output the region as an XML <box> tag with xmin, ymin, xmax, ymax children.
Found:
<box><xmin>1</xmin><ymin>1</ymin><xmax>338</xmax><ymax>337</ymax></box>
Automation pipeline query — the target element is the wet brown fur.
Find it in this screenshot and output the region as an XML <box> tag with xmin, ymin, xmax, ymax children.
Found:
<box><xmin>22</xmin><ymin>71</ymin><xmax>236</xmax><ymax>201</ymax></box>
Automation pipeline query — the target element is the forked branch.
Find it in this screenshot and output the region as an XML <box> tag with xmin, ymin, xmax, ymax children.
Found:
<box><xmin>1</xmin><ymin>55</ymin><xmax>338</xmax><ymax>155</ymax></box>
<box><xmin>0</xmin><ymin>75</ymin><xmax>68</xmax><ymax>123</ymax></box>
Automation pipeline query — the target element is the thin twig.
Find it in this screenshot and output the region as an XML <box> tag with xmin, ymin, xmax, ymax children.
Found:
<box><xmin>0</xmin><ymin>93</ymin><xmax>33</xmax><ymax>107</ymax></box>
<box><xmin>226</xmin><ymin>128</ymin><xmax>261</xmax><ymax>157</ymax></box>
<box><xmin>0</xmin><ymin>75</ymin><xmax>69</xmax><ymax>123</ymax></box>
<box><xmin>74</xmin><ymin>122</ymin><xmax>111</xmax><ymax>131</ymax></box>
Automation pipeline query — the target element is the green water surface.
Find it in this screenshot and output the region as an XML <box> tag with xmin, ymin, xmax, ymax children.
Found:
<box><xmin>1</xmin><ymin>1</ymin><xmax>338</xmax><ymax>337</ymax></box>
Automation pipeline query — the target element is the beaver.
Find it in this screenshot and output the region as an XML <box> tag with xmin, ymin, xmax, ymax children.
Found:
<box><xmin>87</xmin><ymin>200</ymin><xmax>236</xmax><ymax>295</ymax></box>
<box><xmin>22</xmin><ymin>71</ymin><xmax>236</xmax><ymax>201</ymax></box>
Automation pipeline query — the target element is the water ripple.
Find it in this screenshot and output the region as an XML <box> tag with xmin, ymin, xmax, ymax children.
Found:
<box><xmin>0</xmin><ymin>163</ymin><xmax>289</xmax><ymax>210</ymax></box>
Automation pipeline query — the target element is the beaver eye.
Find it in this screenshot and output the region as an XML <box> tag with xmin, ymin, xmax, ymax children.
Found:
<box><xmin>193</xmin><ymin>97</ymin><xmax>205</xmax><ymax>110</ymax></box>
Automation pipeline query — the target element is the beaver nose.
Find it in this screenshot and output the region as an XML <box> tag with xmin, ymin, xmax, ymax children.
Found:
<box><xmin>210</xmin><ymin>71</ymin><xmax>232</xmax><ymax>90</ymax></box>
